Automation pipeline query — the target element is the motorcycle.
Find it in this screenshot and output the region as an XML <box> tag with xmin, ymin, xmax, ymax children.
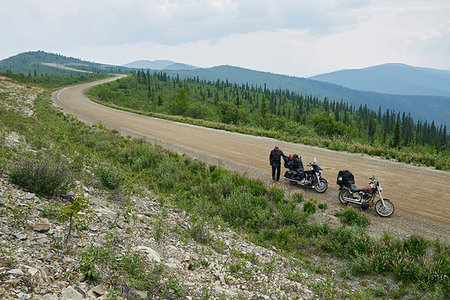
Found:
<box><xmin>283</xmin><ymin>155</ymin><xmax>328</xmax><ymax>193</ymax></box>
<box><xmin>337</xmin><ymin>173</ymin><xmax>394</xmax><ymax>217</ymax></box>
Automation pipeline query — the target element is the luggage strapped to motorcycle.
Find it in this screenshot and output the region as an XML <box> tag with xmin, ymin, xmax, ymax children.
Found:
<box><xmin>337</xmin><ymin>170</ymin><xmax>354</xmax><ymax>186</ymax></box>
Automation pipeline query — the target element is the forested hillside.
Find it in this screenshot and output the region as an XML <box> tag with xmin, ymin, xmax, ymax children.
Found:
<box><xmin>89</xmin><ymin>71</ymin><xmax>449</xmax><ymax>170</ymax></box>
<box><xmin>164</xmin><ymin>66</ymin><xmax>450</xmax><ymax>126</ymax></box>
<box><xmin>0</xmin><ymin>51</ymin><xmax>128</xmax><ymax>76</ymax></box>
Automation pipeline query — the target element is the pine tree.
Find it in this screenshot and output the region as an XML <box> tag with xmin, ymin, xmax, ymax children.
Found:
<box><xmin>261</xmin><ymin>95</ymin><xmax>268</xmax><ymax>118</ymax></box>
<box><xmin>393</xmin><ymin>117</ymin><xmax>401</xmax><ymax>148</ymax></box>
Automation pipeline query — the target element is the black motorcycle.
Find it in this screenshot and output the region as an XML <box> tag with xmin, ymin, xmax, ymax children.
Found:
<box><xmin>283</xmin><ymin>155</ymin><xmax>328</xmax><ymax>193</ymax></box>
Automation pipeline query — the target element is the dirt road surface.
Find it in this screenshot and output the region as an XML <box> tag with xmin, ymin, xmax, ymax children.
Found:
<box><xmin>52</xmin><ymin>76</ymin><xmax>450</xmax><ymax>242</ymax></box>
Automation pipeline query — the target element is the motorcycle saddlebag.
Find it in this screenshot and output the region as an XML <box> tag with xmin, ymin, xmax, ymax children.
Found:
<box><xmin>337</xmin><ymin>170</ymin><xmax>355</xmax><ymax>186</ymax></box>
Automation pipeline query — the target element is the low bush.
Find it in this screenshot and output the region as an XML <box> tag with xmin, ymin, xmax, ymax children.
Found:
<box><xmin>9</xmin><ymin>157</ymin><xmax>73</xmax><ymax>197</ymax></box>
<box><xmin>335</xmin><ymin>207</ymin><xmax>370</xmax><ymax>228</ymax></box>
<box><xmin>95</xmin><ymin>165</ymin><xmax>124</xmax><ymax>190</ymax></box>
<box><xmin>303</xmin><ymin>199</ymin><xmax>316</xmax><ymax>214</ymax></box>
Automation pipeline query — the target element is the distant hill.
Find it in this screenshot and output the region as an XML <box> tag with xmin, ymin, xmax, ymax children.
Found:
<box><xmin>165</xmin><ymin>65</ymin><xmax>450</xmax><ymax>126</ymax></box>
<box><xmin>310</xmin><ymin>63</ymin><xmax>450</xmax><ymax>97</ymax></box>
<box><xmin>0</xmin><ymin>51</ymin><xmax>128</xmax><ymax>76</ymax></box>
<box><xmin>122</xmin><ymin>60</ymin><xmax>198</xmax><ymax>70</ymax></box>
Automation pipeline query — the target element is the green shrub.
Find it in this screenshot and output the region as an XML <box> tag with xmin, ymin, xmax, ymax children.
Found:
<box><xmin>292</xmin><ymin>193</ymin><xmax>304</xmax><ymax>203</ymax></box>
<box><xmin>268</xmin><ymin>186</ymin><xmax>285</xmax><ymax>203</ymax></box>
<box><xmin>318</xmin><ymin>203</ymin><xmax>327</xmax><ymax>210</ymax></box>
<box><xmin>303</xmin><ymin>199</ymin><xmax>316</xmax><ymax>214</ymax></box>
<box><xmin>403</xmin><ymin>235</ymin><xmax>429</xmax><ymax>258</ymax></box>
<box><xmin>95</xmin><ymin>165</ymin><xmax>124</xmax><ymax>190</ymax></box>
<box><xmin>335</xmin><ymin>208</ymin><xmax>370</xmax><ymax>228</ymax></box>
<box><xmin>130</xmin><ymin>144</ymin><xmax>160</xmax><ymax>171</ymax></box>
<box><xmin>9</xmin><ymin>157</ymin><xmax>73</xmax><ymax>197</ymax></box>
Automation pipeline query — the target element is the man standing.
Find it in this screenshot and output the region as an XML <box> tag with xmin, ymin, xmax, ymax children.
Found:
<box><xmin>269</xmin><ymin>145</ymin><xmax>287</xmax><ymax>181</ymax></box>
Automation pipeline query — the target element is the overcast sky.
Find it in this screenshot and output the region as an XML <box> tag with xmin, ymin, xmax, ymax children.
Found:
<box><xmin>1</xmin><ymin>0</ymin><xmax>449</xmax><ymax>77</ymax></box>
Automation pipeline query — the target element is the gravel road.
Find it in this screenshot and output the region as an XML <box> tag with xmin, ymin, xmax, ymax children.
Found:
<box><xmin>52</xmin><ymin>76</ymin><xmax>450</xmax><ymax>242</ymax></box>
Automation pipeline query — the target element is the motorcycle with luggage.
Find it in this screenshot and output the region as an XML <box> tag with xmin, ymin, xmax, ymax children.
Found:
<box><xmin>337</xmin><ymin>170</ymin><xmax>394</xmax><ymax>217</ymax></box>
<box><xmin>283</xmin><ymin>155</ymin><xmax>328</xmax><ymax>193</ymax></box>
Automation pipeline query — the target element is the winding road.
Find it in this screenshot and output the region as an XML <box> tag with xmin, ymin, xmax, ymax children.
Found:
<box><xmin>52</xmin><ymin>76</ymin><xmax>450</xmax><ymax>241</ymax></box>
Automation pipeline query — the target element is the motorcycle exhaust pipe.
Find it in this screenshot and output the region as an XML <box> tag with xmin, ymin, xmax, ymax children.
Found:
<box><xmin>344</xmin><ymin>198</ymin><xmax>362</xmax><ymax>205</ymax></box>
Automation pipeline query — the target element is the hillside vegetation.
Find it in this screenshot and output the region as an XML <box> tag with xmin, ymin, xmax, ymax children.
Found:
<box><xmin>0</xmin><ymin>51</ymin><xmax>128</xmax><ymax>76</ymax></box>
<box><xmin>88</xmin><ymin>72</ymin><xmax>449</xmax><ymax>170</ymax></box>
<box><xmin>0</xmin><ymin>72</ymin><xmax>448</xmax><ymax>299</ymax></box>
<box><xmin>164</xmin><ymin>66</ymin><xmax>450</xmax><ymax>126</ymax></box>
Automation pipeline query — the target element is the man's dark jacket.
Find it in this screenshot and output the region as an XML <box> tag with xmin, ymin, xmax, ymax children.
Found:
<box><xmin>269</xmin><ymin>149</ymin><xmax>286</xmax><ymax>166</ymax></box>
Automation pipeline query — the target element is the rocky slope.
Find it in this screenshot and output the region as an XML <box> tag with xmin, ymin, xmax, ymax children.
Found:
<box><xmin>0</xmin><ymin>171</ymin><xmax>338</xmax><ymax>299</ymax></box>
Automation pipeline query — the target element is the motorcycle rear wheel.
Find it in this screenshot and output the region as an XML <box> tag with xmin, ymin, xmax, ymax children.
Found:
<box><xmin>314</xmin><ymin>178</ymin><xmax>328</xmax><ymax>193</ymax></box>
<box><xmin>375</xmin><ymin>198</ymin><xmax>394</xmax><ymax>217</ymax></box>
<box><xmin>338</xmin><ymin>189</ymin><xmax>351</xmax><ymax>205</ymax></box>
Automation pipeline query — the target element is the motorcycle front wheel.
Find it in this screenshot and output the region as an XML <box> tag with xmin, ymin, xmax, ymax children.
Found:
<box><xmin>338</xmin><ymin>189</ymin><xmax>351</xmax><ymax>205</ymax></box>
<box><xmin>314</xmin><ymin>178</ymin><xmax>328</xmax><ymax>193</ymax></box>
<box><xmin>375</xmin><ymin>198</ymin><xmax>395</xmax><ymax>217</ymax></box>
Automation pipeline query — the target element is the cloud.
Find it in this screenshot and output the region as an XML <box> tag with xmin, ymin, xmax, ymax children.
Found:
<box><xmin>1</xmin><ymin>0</ymin><xmax>450</xmax><ymax>75</ymax></box>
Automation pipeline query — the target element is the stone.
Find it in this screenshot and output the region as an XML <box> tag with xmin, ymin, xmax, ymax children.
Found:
<box><xmin>24</xmin><ymin>193</ymin><xmax>35</xmax><ymax>200</ymax></box>
<box><xmin>7</xmin><ymin>268</ymin><xmax>24</xmax><ymax>276</ymax></box>
<box><xmin>61</xmin><ymin>286</ymin><xmax>83</xmax><ymax>300</ymax></box>
<box><xmin>90</xmin><ymin>284</ymin><xmax>107</xmax><ymax>297</ymax></box>
<box><xmin>17</xmin><ymin>292</ymin><xmax>31</xmax><ymax>300</ymax></box>
<box><xmin>39</xmin><ymin>294</ymin><xmax>58</xmax><ymax>300</ymax></box>
<box><xmin>33</xmin><ymin>220</ymin><xmax>51</xmax><ymax>233</ymax></box>
<box><xmin>14</xmin><ymin>232</ymin><xmax>28</xmax><ymax>240</ymax></box>
<box><xmin>214</xmin><ymin>286</ymin><xmax>237</xmax><ymax>298</ymax></box>
<box><xmin>27</xmin><ymin>266</ymin><xmax>39</xmax><ymax>276</ymax></box>
<box><xmin>129</xmin><ymin>287</ymin><xmax>148</xmax><ymax>299</ymax></box>
<box><xmin>135</xmin><ymin>246</ymin><xmax>161</xmax><ymax>263</ymax></box>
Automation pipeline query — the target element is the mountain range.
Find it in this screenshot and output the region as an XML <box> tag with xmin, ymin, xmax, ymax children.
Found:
<box><xmin>310</xmin><ymin>63</ymin><xmax>450</xmax><ymax>98</ymax></box>
<box><xmin>122</xmin><ymin>60</ymin><xmax>198</xmax><ymax>70</ymax></box>
<box><xmin>1</xmin><ymin>51</ymin><xmax>448</xmax><ymax>126</ymax></box>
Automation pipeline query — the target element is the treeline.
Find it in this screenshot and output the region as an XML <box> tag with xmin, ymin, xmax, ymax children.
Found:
<box><xmin>1</xmin><ymin>70</ymin><xmax>111</xmax><ymax>88</ymax></box>
<box><xmin>89</xmin><ymin>71</ymin><xmax>449</xmax><ymax>169</ymax></box>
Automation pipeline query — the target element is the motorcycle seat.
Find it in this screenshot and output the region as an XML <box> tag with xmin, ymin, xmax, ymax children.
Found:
<box><xmin>349</xmin><ymin>184</ymin><xmax>363</xmax><ymax>193</ymax></box>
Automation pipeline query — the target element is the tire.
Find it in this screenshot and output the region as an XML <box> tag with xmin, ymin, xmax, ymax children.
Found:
<box><xmin>314</xmin><ymin>178</ymin><xmax>328</xmax><ymax>193</ymax></box>
<box><xmin>375</xmin><ymin>198</ymin><xmax>395</xmax><ymax>217</ymax></box>
<box><xmin>338</xmin><ymin>189</ymin><xmax>351</xmax><ymax>205</ymax></box>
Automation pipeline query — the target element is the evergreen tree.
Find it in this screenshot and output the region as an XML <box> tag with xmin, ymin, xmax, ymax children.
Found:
<box><xmin>261</xmin><ymin>95</ymin><xmax>268</xmax><ymax>118</ymax></box>
<box><xmin>393</xmin><ymin>117</ymin><xmax>401</xmax><ymax>148</ymax></box>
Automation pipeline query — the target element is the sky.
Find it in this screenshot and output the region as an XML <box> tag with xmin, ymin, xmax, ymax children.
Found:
<box><xmin>1</xmin><ymin>0</ymin><xmax>449</xmax><ymax>77</ymax></box>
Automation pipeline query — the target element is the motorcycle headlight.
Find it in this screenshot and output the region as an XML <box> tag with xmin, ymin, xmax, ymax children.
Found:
<box><xmin>379</xmin><ymin>187</ymin><xmax>382</xmax><ymax>192</ymax></box>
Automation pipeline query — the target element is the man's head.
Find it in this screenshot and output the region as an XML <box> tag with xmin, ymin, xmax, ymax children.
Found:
<box><xmin>274</xmin><ymin>145</ymin><xmax>279</xmax><ymax>150</ymax></box>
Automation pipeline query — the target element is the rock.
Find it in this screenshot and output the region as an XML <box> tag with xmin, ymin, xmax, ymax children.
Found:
<box><xmin>7</xmin><ymin>268</ymin><xmax>24</xmax><ymax>276</ymax></box>
<box><xmin>26</xmin><ymin>266</ymin><xmax>39</xmax><ymax>276</ymax></box>
<box><xmin>89</xmin><ymin>284</ymin><xmax>107</xmax><ymax>297</ymax></box>
<box><xmin>214</xmin><ymin>286</ymin><xmax>237</xmax><ymax>298</ymax></box>
<box><xmin>128</xmin><ymin>287</ymin><xmax>148</xmax><ymax>299</ymax></box>
<box><xmin>24</xmin><ymin>193</ymin><xmax>35</xmax><ymax>200</ymax></box>
<box><xmin>135</xmin><ymin>246</ymin><xmax>161</xmax><ymax>263</ymax></box>
<box><xmin>14</xmin><ymin>232</ymin><xmax>28</xmax><ymax>240</ymax></box>
<box><xmin>61</xmin><ymin>286</ymin><xmax>83</xmax><ymax>300</ymax></box>
<box><xmin>39</xmin><ymin>294</ymin><xmax>58</xmax><ymax>300</ymax></box>
<box><xmin>17</xmin><ymin>292</ymin><xmax>31</xmax><ymax>300</ymax></box>
<box><xmin>33</xmin><ymin>220</ymin><xmax>51</xmax><ymax>233</ymax></box>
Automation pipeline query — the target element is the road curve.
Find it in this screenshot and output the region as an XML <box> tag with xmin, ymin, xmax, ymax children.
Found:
<box><xmin>52</xmin><ymin>76</ymin><xmax>450</xmax><ymax>239</ymax></box>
